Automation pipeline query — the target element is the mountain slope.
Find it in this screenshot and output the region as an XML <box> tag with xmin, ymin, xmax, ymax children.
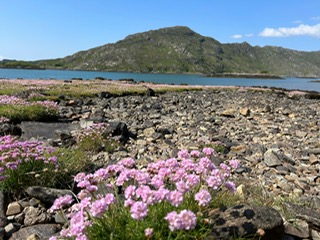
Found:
<box><xmin>33</xmin><ymin>26</ymin><xmax>320</xmax><ymax>77</ymax></box>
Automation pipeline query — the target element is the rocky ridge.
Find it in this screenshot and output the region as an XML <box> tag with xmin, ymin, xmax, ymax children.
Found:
<box><xmin>1</xmin><ymin>86</ymin><xmax>320</xmax><ymax>239</ymax></box>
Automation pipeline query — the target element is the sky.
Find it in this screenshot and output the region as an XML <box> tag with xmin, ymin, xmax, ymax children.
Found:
<box><xmin>1</xmin><ymin>0</ymin><xmax>320</xmax><ymax>61</ymax></box>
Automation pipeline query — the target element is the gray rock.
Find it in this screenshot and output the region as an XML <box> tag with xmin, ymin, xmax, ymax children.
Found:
<box><xmin>264</xmin><ymin>149</ymin><xmax>282</xmax><ymax>167</ymax></box>
<box><xmin>9</xmin><ymin>224</ymin><xmax>60</xmax><ymax>240</ymax></box>
<box><xmin>5</xmin><ymin>223</ymin><xmax>20</xmax><ymax>238</ymax></box>
<box><xmin>205</xmin><ymin>205</ymin><xmax>284</xmax><ymax>240</ymax></box>
<box><xmin>25</xmin><ymin>186</ymin><xmax>73</xmax><ymax>206</ymax></box>
<box><xmin>23</xmin><ymin>206</ymin><xmax>52</xmax><ymax>226</ymax></box>
<box><xmin>284</xmin><ymin>219</ymin><xmax>309</xmax><ymax>239</ymax></box>
<box><xmin>0</xmin><ymin>192</ymin><xmax>7</xmax><ymax>228</ymax></box>
<box><xmin>20</xmin><ymin>121</ymin><xmax>80</xmax><ymax>141</ymax></box>
<box><xmin>282</xmin><ymin>202</ymin><xmax>320</xmax><ymax>231</ymax></box>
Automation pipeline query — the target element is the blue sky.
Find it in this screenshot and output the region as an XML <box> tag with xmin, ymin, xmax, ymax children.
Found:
<box><xmin>1</xmin><ymin>0</ymin><xmax>320</xmax><ymax>60</ymax></box>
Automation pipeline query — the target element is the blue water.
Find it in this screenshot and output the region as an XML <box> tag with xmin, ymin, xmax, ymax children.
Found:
<box><xmin>0</xmin><ymin>68</ymin><xmax>319</xmax><ymax>92</ymax></box>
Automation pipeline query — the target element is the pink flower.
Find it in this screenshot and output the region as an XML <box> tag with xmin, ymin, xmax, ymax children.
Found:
<box><xmin>206</xmin><ymin>169</ymin><xmax>223</xmax><ymax>190</ymax></box>
<box><xmin>124</xmin><ymin>198</ymin><xmax>135</xmax><ymax>207</ymax></box>
<box><xmin>118</xmin><ymin>158</ymin><xmax>135</xmax><ymax>168</ymax></box>
<box><xmin>224</xmin><ymin>181</ymin><xmax>236</xmax><ymax>193</ymax></box>
<box><xmin>178</xmin><ymin>149</ymin><xmax>189</xmax><ymax>159</ymax></box>
<box><xmin>151</xmin><ymin>175</ymin><xmax>164</xmax><ymax>189</ymax></box>
<box><xmin>164</xmin><ymin>211</ymin><xmax>179</xmax><ymax>231</ymax></box>
<box><xmin>124</xmin><ymin>185</ymin><xmax>136</xmax><ymax>199</ymax></box>
<box><xmin>198</xmin><ymin>157</ymin><xmax>216</xmax><ymax>172</ymax></box>
<box><xmin>93</xmin><ymin>168</ymin><xmax>109</xmax><ymax>181</ymax></box>
<box><xmin>154</xmin><ymin>187</ymin><xmax>170</xmax><ymax>202</ymax></box>
<box><xmin>185</xmin><ymin>174</ymin><xmax>200</xmax><ymax>188</ymax></box>
<box><xmin>176</xmin><ymin>180</ymin><xmax>190</xmax><ymax>193</ymax></box>
<box><xmin>50</xmin><ymin>195</ymin><xmax>73</xmax><ymax>212</ymax></box>
<box><xmin>202</xmin><ymin>147</ymin><xmax>215</xmax><ymax>156</ymax></box>
<box><xmin>168</xmin><ymin>190</ymin><xmax>183</xmax><ymax>207</ymax></box>
<box><xmin>130</xmin><ymin>201</ymin><xmax>148</xmax><ymax>220</ymax></box>
<box><xmin>165</xmin><ymin>210</ymin><xmax>197</xmax><ymax>231</ymax></box>
<box><xmin>90</xmin><ymin>194</ymin><xmax>115</xmax><ymax>217</ymax></box>
<box><xmin>144</xmin><ymin>228</ymin><xmax>153</xmax><ymax>238</ymax></box>
<box><xmin>74</xmin><ymin>172</ymin><xmax>86</xmax><ymax>182</ymax></box>
<box><xmin>190</xmin><ymin>150</ymin><xmax>201</xmax><ymax>157</ymax></box>
<box><xmin>229</xmin><ymin>159</ymin><xmax>240</xmax><ymax>169</ymax></box>
<box><xmin>178</xmin><ymin>210</ymin><xmax>197</xmax><ymax>230</ymax></box>
<box><xmin>116</xmin><ymin>169</ymin><xmax>130</xmax><ymax>186</ymax></box>
<box><xmin>195</xmin><ymin>189</ymin><xmax>212</xmax><ymax>206</ymax></box>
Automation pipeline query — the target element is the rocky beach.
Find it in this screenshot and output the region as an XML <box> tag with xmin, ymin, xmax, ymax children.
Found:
<box><xmin>0</xmin><ymin>82</ymin><xmax>320</xmax><ymax>239</ymax></box>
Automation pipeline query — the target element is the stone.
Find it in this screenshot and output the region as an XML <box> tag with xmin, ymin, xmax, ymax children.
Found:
<box><xmin>282</xmin><ymin>202</ymin><xmax>320</xmax><ymax>230</ymax></box>
<box><xmin>311</xmin><ymin>229</ymin><xmax>320</xmax><ymax>240</ymax></box>
<box><xmin>6</xmin><ymin>202</ymin><xmax>22</xmax><ymax>216</ymax></box>
<box><xmin>309</xmin><ymin>154</ymin><xmax>319</xmax><ymax>164</ymax></box>
<box><xmin>284</xmin><ymin>219</ymin><xmax>309</xmax><ymax>239</ymax></box>
<box><xmin>9</xmin><ymin>224</ymin><xmax>60</xmax><ymax>240</ymax></box>
<box><xmin>143</xmin><ymin>127</ymin><xmax>155</xmax><ymax>137</ymax></box>
<box><xmin>220</xmin><ymin>109</ymin><xmax>236</xmax><ymax>117</ymax></box>
<box><xmin>5</xmin><ymin>223</ymin><xmax>20</xmax><ymax>237</ymax></box>
<box><xmin>240</xmin><ymin>107</ymin><xmax>250</xmax><ymax>116</ymax></box>
<box><xmin>0</xmin><ymin>191</ymin><xmax>7</xmax><ymax>227</ymax></box>
<box><xmin>20</xmin><ymin>121</ymin><xmax>79</xmax><ymax>141</ymax></box>
<box><xmin>26</xmin><ymin>186</ymin><xmax>73</xmax><ymax>206</ymax></box>
<box><xmin>26</xmin><ymin>233</ymin><xmax>40</xmax><ymax>240</ymax></box>
<box><xmin>205</xmin><ymin>205</ymin><xmax>284</xmax><ymax>240</ymax></box>
<box><xmin>264</xmin><ymin>149</ymin><xmax>282</xmax><ymax>167</ymax></box>
<box><xmin>23</xmin><ymin>206</ymin><xmax>52</xmax><ymax>226</ymax></box>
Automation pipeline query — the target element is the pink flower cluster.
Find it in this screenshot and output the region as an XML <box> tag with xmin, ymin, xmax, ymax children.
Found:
<box><xmin>75</xmin><ymin>123</ymin><xmax>109</xmax><ymax>142</ymax></box>
<box><xmin>51</xmin><ymin>148</ymin><xmax>239</xmax><ymax>239</ymax></box>
<box><xmin>165</xmin><ymin>210</ymin><xmax>197</xmax><ymax>231</ymax></box>
<box><xmin>0</xmin><ymin>135</ymin><xmax>58</xmax><ymax>180</ymax></box>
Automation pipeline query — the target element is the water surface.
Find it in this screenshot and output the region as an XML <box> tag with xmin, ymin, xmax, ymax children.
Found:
<box><xmin>0</xmin><ymin>68</ymin><xmax>319</xmax><ymax>92</ymax></box>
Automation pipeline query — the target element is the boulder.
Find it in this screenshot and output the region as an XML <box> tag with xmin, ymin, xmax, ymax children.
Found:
<box><xmin>25</xmin><ymin>186</ymin><xmax>73</xmax><ymax>206</ymax></box>
<box><xmin>205</xmin><ymin>205</ymin><xmax>284</xmax><ymax>240</ymax></box>
<box><xmin>9</xmin><ymin>224</ymin><xmax>60</xmax><ymax>240</ymax></box>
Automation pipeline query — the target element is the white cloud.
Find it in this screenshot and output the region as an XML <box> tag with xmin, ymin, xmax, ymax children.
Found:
<box><xmin>245</xmin><ymin>33</ymin><xmax>254</xmax><ymax>37</ymax></box>
<box><xmin>259</xmin><ymin>24</ymin><xmax>320</xmax><ymax>38</ymax></box>
<box><xmin>0</xmin><ymin>56</ymin><xmax>4</xmax><ymax>61</ymax></box>
<box><xmin>231</xmin><ymin>34</ymin><xmax>242</xmax><ymax>39</ymax></box>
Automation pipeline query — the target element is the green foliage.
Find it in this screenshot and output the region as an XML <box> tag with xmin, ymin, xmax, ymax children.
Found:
<box><xmin>1</xmin><ymin>158</ymin><xmax>57</xmax><ymax>198</ymax></box>
<box><xmin>86</xmin><ymin>194</ymin><xmax>212</xmax><ymax>240</ymax></box>
<box><xmin>49</xmin><ymin>148</ymin><xmax>93</xmax><ymax>189</ymax></box>
<box><xmin>0</xmin><ymin>60</ymin><xmax>43</xmax><ymax>69</ymax></box>
<box><xmin>0</xmin><ymin>104</ymin><xmax>58</xmax><ymax>123</ymax></box>
<box><xmin>76</xmin><ymin>123</ymin><xmax>120</xmax><ymax>153</ymax></box>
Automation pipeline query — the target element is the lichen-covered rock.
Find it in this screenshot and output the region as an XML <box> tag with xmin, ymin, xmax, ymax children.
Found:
<box><xmin>205</xmin><ymin>205</ymin><xmax>284</xmax><ymax>240</ymax></box>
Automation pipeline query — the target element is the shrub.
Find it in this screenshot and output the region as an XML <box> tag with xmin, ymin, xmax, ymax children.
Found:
<box><xmin>50</xmin><ymin>148</ymin><xmax>239</xmax><ymax>240</ymax></box>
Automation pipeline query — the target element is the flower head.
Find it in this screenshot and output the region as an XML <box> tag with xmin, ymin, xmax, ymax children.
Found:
<box><xmin>165</xmin><ymin>210</ymin><xmax>197</xmax><ymax>231</ymax></box>
<box><xmin>195</xmin><ymin>189</ymin><xmax>212</xmax><ymax>207</ymax></box>
<box><xmin>130</xmin><ymin>201</ymin><xmax>148</xmax><ymax>220</ymax></box>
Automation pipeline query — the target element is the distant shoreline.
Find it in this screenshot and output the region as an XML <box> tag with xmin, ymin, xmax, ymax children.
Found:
<box><xmin>206</xmin><ymin>73</ymin><xmax>284</xmax><ymax>79</ymax></box>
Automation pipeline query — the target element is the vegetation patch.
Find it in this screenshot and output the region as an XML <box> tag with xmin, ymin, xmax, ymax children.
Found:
<box><xmin>0</xmin><ymin>95</ymin><xmax>59</xmax><ymax>123</ymax></box>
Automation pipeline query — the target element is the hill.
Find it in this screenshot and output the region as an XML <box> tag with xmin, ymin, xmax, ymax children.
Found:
<box><xmin>4</xmin><ymin>26</ymin><xmax>320</xmax><ymax>77</ymax></box>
